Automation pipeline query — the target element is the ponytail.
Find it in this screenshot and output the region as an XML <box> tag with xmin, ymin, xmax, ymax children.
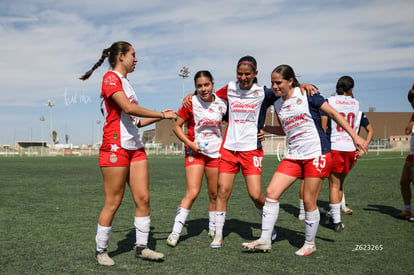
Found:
<box><xmin>79</xmin><ymin>48</ymin><xmax>110</xmax><ymax>80</ymax></box>
<box><xmin>79</xmin><ymin>41</ymin><xmax>132</xmax><ymax>81</ymax></box>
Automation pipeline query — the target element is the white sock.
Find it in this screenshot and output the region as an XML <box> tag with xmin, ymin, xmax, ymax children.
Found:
<box><xmin>209</xmin><ymin>211</ymin><xmax>216</xmax><ymax>233</ymax></box>
<box><xmin>304</xmin><ymin>209</ymin><xmax>320</xmax><ymax>246</ymax></box>
<box><xmin>299</xmin><ymin>199</ymin><xmax>305</xmax><ymax>216</ymax></box>
<box><xmin>341</xmin><ymin>193</ymin><xmax>346</xmax><ymax>208</ymax></box>
<box><xmin>260</xmin><ymin>198</ymin><xmax>279</xmax><ymax>241</ymax></box>
<box><xmin>134</xmin><ymin>216</ymin><xmax>150</xmax><ymax>247</ymax></box>
<box><xmin>96</xmin><ymin>224</ymin><xmax>112</xmax><ymax>252</ymax></box>
<box><xmin>172</xmin><ymin>206</ymin><xmax>190</xmax><ymax>235</ymax></box>
<box><xmin>329</xmin><ymin>203</ymin><xmax>341</xmax><ymax>224</ymax></box>
<box><xmin>214</xmin><ymin>212</ymin><xmax>226</xmax><ymax>236</ymax></box>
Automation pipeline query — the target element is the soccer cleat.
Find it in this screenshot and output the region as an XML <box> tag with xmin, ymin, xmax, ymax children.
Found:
<box><xmin>208</xmin><ymin>230</ymin><xmax>215</xmax><ymax>239</ymax></box>
<box><xmin>298</xmin><ymin>213</ymin><xmax>305</xmax><ymax>221</ymax></box>
<box><xmin>166</xmin><ymin>232</ymin><xmax>179</xmax><ymax>247</ymax></box>
<box><xmin>409</xmin><ymin>216</ymin><xmax>414</xmax><ymax>222</ymax></box>
<box><xmin>341</xmin><ymin>206</ymin><xmax>353</xmax><ymax>215</ymax></box>
<box><xmin>333</xmin><ymin>222</ymin><xmax>345</xmax><ymax>232</ymax></box>
<box><xmin>271</xmin><ymin>228</ymin><xmax>277</xmax><ymax>241</ymax></box>
<box><xmin>295</xmin><ymin>244</ymin><xmax>316</xmax><ymax>256</ymax></box>
<box><xmin>396</xmin><ymin>210</ymin><xmax>412</xmax><ymax>220</ymax></box>
<box><xmin>242</xmin><ymin>239</ymin><xmax>271</xmax><ymax>252</ymax></box>
<box><xmin>135</xmin><ymin>246</ymin><xmax>164</xmax><ymax>261</ymax></box>
<box><xmin>95</xmin><ymin>250</ymin><xmax>115</xmax><ymax>266</ymax></box>
<box><xmin>210</xmin><ymin>235</ymin><xmax>222</xmax><ymax>249</ymax></box>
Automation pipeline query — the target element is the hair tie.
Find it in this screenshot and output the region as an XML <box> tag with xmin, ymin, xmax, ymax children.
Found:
<box><xmin>238</xmin><ymin>61</ymin><xmax>257</xmax><ymax>71</ymax></box>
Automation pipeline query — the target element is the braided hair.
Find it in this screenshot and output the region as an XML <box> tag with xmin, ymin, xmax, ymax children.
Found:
<box><xmin>79</xmin><ymin>41</ymin><xmax>132</xmax><ymax>81</ymax></box>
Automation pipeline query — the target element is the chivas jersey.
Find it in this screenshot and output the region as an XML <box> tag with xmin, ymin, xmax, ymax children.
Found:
<box><xmin>177</xmin><ymin>94</ymin><xmax>227</xmax><ymax>158</ymax></box>
<box><xmin>326</xmin><ymin>95</ymin><xmax>360</xmax><ymax>152</ymax></box>
<box><xmin>100</xmin><ymin>71</ymin><xmax>144</xmax><ymax>151</ymax></box>
<box><xmin>216</xmin><ymin>81</ymin><xmax>276</xmax><ymax>151</ymax></box>
<box><xmin>274</xmin><ymin>87</ymin><xmax>329</xmax><ymax>159</ymax></box>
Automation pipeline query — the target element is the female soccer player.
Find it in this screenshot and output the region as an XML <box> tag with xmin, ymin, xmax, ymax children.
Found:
<box><xmin>166</xmin><ymin>70</ymin><xmax>227</xmax><ymax>247</ymax></box>
<box><xmin>397</xmin><ymin>84</ymin><xmax>414</xmax><ymax>221</ymax></box>
<box><xmin>242</xmin><ymin>64</ymin><xmax>368</xmax><ymax>256</ymax></box>
<box><xmin>80</xmin><ymin>41</ymin><xmax>176</xmax><ymax>265</ymax></box>
<box><xmin>209</xmin><ymin>56</ymin><xmax>316</xmax><ymax>248</ymax></box>
<box><xmin>322</xmin><ymin>76</ymin><xmax>373</xmax><ymax>231</ymax></box>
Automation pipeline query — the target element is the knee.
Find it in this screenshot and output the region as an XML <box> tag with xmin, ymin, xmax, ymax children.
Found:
<box><xmin>104</xmin><ymin>197</ymin><xmax>123</xmax><ymax>213</ymax></box>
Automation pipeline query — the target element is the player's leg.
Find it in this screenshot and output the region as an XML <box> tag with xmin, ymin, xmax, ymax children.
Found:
<box><xmin>204</xmin><ymin>165</ymin><xmax>219</xmax><ymax>238</ymax></box>
<box><xmin>242</xmin><ymin>171</ymin><xmax>296</xmax><ymax>251</ymax></box>
<box><xmin>95</xmin><ymin>166</ymin><xmax>128</xmax><ymax>265</ymax></box>
<box><xmin>298</xmin><ymin>179</ymin><xmax>305</xmax><ymax>220</ymax></box>
<box><xmin>398</xmin><ymin>161</ymin><xmax>412</xmax><ymax>219</ymax></box>
<box><xmin>129</xmin><ymin>158</ymin><xmax>164</xmax><ymax>261</ymax></box>
<box><xmin>329</xmin><ymin>172</ymin><xmax>343</xmax><ymax>231</ymax></box>
<box><xmin>295</xmin><ymin>177</ymin><xmax>323</xmax><ymax>256</ymax></box>
<box><xmin>167</xmin><ymin>164</ymin><xmax>205</xmax><ymax>246</ymax></box>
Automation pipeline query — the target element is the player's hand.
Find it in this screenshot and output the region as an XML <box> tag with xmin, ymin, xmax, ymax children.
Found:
<box><xmin>182</xmin><ymin>93</ymin><xmax>193</xmax><ymax>108</ymax></box>
<box><xmin>189</xmin><ymin>141</ymin><xmax>201</xmax><ymax>154</ymax></box>
<box><xmin>353</xmin><ymin>136</ymin><xmax>368</xmax><ymax>155</ymax></box>
<box><xmin>162</xmin><ymin>110</ymin><xmax>177</xmax><ymax>120</ymax></box>
<box><xmin>257</xmin><ymin>129</ymin><xmax>265</xmax><ymax>142</ymax></box>
<box><xmin>299</xmin><ymin>83</ymin><xmax>318</xmax><ymax>96</ymax></box>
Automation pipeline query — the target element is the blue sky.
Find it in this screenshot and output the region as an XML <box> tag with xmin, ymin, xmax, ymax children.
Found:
<box><xmin>1</xmin><ymin>0</ymin><xmax>413</xmax><ymax>145</ymax></box>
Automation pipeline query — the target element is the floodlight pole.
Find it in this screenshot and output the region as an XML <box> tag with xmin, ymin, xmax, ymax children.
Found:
<box><xmin>47</xmin><ymin>99</ymin><xmax>55</xmax><ymax>145</ymax></box>
<box><xmin>40</xmin><ymin>116</ymin><xmax>45</xmax><ymax>155</ymax></box>
<box><xmin>178</xmin><ymin>66</ymin><xmax>190</xmax><ymax>153</ymax></box>
<box><xmin>178</xmin><ymin>66</ymin><xmax>190</xmax><ymax>99</ymax></box>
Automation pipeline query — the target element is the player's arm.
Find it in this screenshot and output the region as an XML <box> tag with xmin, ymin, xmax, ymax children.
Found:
<box><xmin>321</xmin><ymin>115</ymin><xmax>328</xmax><ymax>133</ymax></box>
<box><xmin>263</xmin><ymin>125</ymin><xmax>285</xmax><ymax>136</ymax></box>
<box><xmin>111</xmin><ymin>91</ymin><xmax>176</xmax><ymax>119</ymax></box>
<box><xmin>363</xmin><ymin>124</ymin><xmax>374</xmax><ymax>145</ymax></box>
<box><xmin>320</xmin><ymin>102</ymin><xmax>368</xmax><ymax>154</ymax></box>
<box><xmin>299</xmin><ymin>83</ymin><xmax>318</xmax><ymax>96</ymax></box>
<box><xmin>172</xmin><ymin>116</ymin><xmax>201</xmax><ymax>154</ymax></box>
<box><xmin>404</xmin><ymin>114</ymin><xmax>414</xmax><ymax>135</ymax></box>
<box><xmin>138</xmin><ymin>109</ymin><xmax>176</xmax><ymax>127</ymax></box>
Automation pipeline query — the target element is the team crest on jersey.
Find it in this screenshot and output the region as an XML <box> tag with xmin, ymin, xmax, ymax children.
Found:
<box><xmin>188</xmin><ymin>156</ymin><xmax>194</xmax><ymax>162</ymax></box>
<box><xmin>296</xmin><ymin>98</ymin><xmax>302</xmax><ymax>105</ymax></box>
<box><xmin>253</xmin><ymin>90</ymin><xmax>259</xmax><ymax>97</ymax></box>
<box><xmin>110</xmin><ymin>153</ymin><xmax>118</xmax><ymax>163</ymax></box>
<box><xmin>113</xmin><ymin>134</ymin><xmax>118</xmax><ymax>140</ymax></box>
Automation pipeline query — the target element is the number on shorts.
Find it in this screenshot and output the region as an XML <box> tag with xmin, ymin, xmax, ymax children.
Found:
<box><xmin>253</xmin><ymin>156</ymin><xmax>263</xmax><ymax>168</ymax></box>
<box><xmin>312</xmin><ymin>155</ymin><xmax>326</xmax><ymax>170</ymax></box>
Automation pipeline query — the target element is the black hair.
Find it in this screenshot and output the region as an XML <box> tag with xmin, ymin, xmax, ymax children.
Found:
<box><xmin>237</xmin><ymin>56</ymin><xmax>258</xmax><ymax>84</ymax></box>
<box><xmin>193</xmin><ymin>70</ymin><xmax>214</xmax><ymax>94</ymax></box>
<box><xmin>272</xmin><ymin>64</ymin><xmax>300</xmax><ymax>87</ymax></box>
<box><xmin>80</xmin><ymin>41</ymin><xmax>132</xmax><ymax>81</ymax></box>
<box><xmin>336</xmin><ymin>76</ymin><xmax>354</xmax><ymax>95</ymax></box>
<box><xmin>408</xmin><ymin>84</ymin><xmax>414</xmax><ymax>103</ymax></box>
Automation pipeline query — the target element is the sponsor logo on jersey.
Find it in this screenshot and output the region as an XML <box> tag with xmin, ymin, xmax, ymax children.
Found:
<box><xmin>335</xmin><ymin>100</ymin><xmax>357</xmax><ymax>105</ymax></box>
<box><xmin>230</xmin><ymin>101</ymin><xmax>257</xmax><ymax>113</ymax></box>
<box><xmin>197</xmin><ymin>118</ymin><xmax>222</xmax><ymax>127</ymax></box>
